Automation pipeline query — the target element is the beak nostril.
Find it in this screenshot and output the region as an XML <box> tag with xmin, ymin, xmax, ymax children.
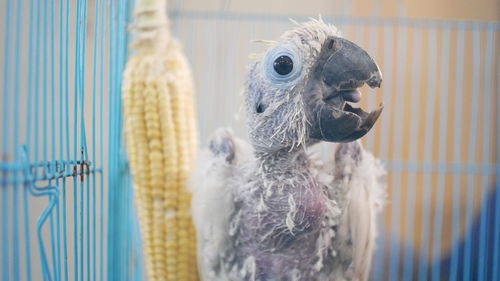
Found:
<box><xmin>328</xmin><ymin>39</ymin><xmax>334</xmax><ymax>49</ymax></box>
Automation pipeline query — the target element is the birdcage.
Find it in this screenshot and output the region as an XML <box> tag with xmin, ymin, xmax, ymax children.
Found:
<box><xmin>0</xmin><ymin>0</ymin><xmax>141</xmax><ymax>280</ymax></box>
<box><xmin>0</xmin><ymin>0</ymin><xmax>499</xmax><ymax>281</ymax></box>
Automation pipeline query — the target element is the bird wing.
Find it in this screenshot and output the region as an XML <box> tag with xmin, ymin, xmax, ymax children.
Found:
<box><xmin>328</xmin><ymin>141</ymin><xmax>386</xmax><ymax>281</ymax></box>
<box><xmin>190</xmin><ymin>128</ymin><xmax>252</xmax><ymax>280</ymax></box>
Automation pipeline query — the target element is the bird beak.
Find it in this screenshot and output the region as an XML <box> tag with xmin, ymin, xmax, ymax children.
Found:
<box><xmin>306</xmin><ymin>36</ymin><xmax>383</xmax><ymax>143</ymax></box>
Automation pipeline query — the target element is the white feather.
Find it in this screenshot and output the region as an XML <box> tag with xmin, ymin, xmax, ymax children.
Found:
<box><xmin>190</xmin><ymin>130</ymin><xmax>251</xmax><ymax>280</ymax></box>
<box><xmin>329</xmin><ymin>142</ymin><xmax>386</xmax><ymax>281</ymax></box>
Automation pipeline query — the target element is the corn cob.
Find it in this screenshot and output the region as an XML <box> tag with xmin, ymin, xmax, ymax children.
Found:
<box><xmin>122</xmin><ymin>0</ymin><xmax>199</xmax><ymax>280</ymax></box>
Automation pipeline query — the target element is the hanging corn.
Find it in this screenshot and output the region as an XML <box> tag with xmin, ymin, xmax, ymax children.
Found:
<box><xmin>122</xmin><ymin>0</ymin><xmax>199</xmax><ymax>280</ymax></box>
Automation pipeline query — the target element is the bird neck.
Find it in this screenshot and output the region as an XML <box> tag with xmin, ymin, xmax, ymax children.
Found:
<box><xmin>255</xmin><ymin>147</ymin><xmax>310</xmax><ymax>174</ymax></box>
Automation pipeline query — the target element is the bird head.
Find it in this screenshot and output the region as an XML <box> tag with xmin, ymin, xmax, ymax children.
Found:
<box><xmin>244</xmin><ymin>19</ymin><xmax>383</xmax><ymax>153</ymax></box>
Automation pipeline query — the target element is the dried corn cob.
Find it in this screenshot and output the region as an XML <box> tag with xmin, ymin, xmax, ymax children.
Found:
<box><xmin>122</xmin><ymin>0</ymin><xmax>199</xmax><ymax>280</ymax></box>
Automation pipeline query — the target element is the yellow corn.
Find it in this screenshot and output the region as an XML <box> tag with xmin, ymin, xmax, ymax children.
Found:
<box><xmin>122</xmin><ymin>0</ymin><xmax>199</xmax><ymax>280</ymax></box>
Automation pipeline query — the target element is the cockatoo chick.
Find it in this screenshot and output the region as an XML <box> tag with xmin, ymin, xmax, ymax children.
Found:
<box><xmin>191</xmin><ymin>18</ymin><xmax>386</xmax><ymax>281</ymax></box>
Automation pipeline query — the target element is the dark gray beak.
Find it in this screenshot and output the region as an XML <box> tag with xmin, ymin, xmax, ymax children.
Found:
<box><xmin>307</xmin><ymin>36</ymin><xmax>383</xmax><ymax>143</ymax></box>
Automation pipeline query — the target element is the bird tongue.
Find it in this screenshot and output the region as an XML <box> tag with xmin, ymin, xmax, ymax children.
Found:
<box><xmin>340</xmin><ymin>89</ymin><xmax>362</xmax><ymax>103</ymax></box>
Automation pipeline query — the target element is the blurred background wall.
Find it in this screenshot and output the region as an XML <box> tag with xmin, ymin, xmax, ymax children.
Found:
<box><xmin>166</xmin><ymin>0</ymin><xmax>499</xmax><ymax>280</ymax></box>
<box><xmin>173</xmin><ymin>0</ymin><xmax>500</xmax><ymax>20</ymax></box>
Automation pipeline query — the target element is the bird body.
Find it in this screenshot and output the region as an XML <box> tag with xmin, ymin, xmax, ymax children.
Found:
<box><xmin>193</xmin><ymin>133</ymin><xmax>384</xmax><ymax>281</ymax></box>
<box><xmin>191</xmin><ymin>19</ymin><xmax>386</xmax><ymax>281</ymax></box>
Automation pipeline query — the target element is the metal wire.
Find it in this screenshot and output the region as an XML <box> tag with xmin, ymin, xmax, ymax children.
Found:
<box><xmin>0</xmin><ymin>0</ymin><xmax>137</xmax><ymax>280</ymax></box>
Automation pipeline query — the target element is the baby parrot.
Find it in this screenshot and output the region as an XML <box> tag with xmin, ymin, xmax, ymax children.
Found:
<box><xmin>191</xmin><ymin>19</ymin><xmax>386</xmax><ymax>281</ymax></box>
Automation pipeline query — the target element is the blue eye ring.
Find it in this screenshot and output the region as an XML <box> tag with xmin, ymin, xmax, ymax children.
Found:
<box><xmin>262</xmin><ymin>44</ymin><xmax>303</xmax><ymax>87</ymax></box>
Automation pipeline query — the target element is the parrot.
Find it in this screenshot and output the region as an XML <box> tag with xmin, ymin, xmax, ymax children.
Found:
<box><xmin>191</xmin><ymin>18</ymin><xmax>386</xmax><ymax>281</ymax></box>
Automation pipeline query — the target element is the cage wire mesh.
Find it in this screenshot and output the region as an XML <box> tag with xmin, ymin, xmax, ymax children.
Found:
<box><xmin>169</xmin><ymin>10</ymin><xmax>500</xmax><ymax>281</ymax></box>
<box><xmin>0</xmin><ymin>0</ymin><xmax>142</xmax><ymax>280</ymax></box>
<box><xmin>1</xmin><ymin>1</ymin><xmax>499</xmax><ymax>281</ymax></box>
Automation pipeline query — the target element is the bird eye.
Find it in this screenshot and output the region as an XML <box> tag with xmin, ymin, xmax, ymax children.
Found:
<box><xmin>262</xmin><ymin>44</ymin><xmax>303</xmax><ymax>88</ymax></box>
<box><xmin>273</xmin><ymin>55</ymin><xmax>293</xmax><ymax>75</ymax></box>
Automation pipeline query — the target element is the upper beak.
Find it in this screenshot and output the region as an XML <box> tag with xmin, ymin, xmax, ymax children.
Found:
<box><xmin>322</xmin><ymin>37</ymin><xmax>382</xmax><ymax>90</ymax></box>
<box><xmin>307</xmin><ymin>36</ymin><xmax>383</xmax><ymax>143</ymax></box>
